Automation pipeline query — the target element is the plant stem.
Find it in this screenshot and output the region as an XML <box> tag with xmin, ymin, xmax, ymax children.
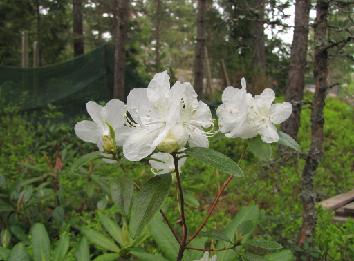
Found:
<box><xmin>173</xmin><ymin>154</ymin><xmax>188</xmax><ymax>261</ymax></box>
<box><xmin>187</xmin><ymin>175</ymin><xmax>234</xmax><ymax>244</ymax></box>
<box><xmin>186</xmin><ymin>244</ymin><xmax>237</xmax><ymax>252</ymax></box>
<box><xmin>160</xmin><ymin>209</ymin><xmax>181</xmax><ymax>244</ymax></box>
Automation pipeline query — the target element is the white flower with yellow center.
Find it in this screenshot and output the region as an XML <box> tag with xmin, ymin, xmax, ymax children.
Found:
<box><xmin>123</xmin><ymin>71</ymin><xmax>213</xmax><ymax>161</ymax></box>
<box><xmin>74</xmin><ymin>99</ymin><xmax>127</xmax><ymax>153</ymax></box>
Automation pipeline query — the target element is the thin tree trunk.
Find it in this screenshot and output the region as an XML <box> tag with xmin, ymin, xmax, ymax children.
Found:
<box><xmin>251</xmin><ymin>0</ymin><xmax>266</xmax><ymax>70</ymax></box>
<box><xmin>282</xmin><ymin>0</ymin><xmax>311</xmax><ymax>139</ymax></box>
<box><xmin>73</xmin><ymin>0</ymin><xmax>84</xmax><ymax>56</ymax></box>
<box><xmin>114</xmin><ymin>0</ymin><xmax>130</xmax><ymax>100</ymax></box>
<box><xmin>298</xmin><ymin>0</ymin><xmax>329</xmax><ymax>253</ymax></box>
<box><xmin>194</xmin><ymin>0</ymin><xmax>207</xmax><ymax>96</ymax></box>
<box><xmin>155</xmin><ymin>0</ymin><xmax>161</xmax><ymax>72</ymax></box>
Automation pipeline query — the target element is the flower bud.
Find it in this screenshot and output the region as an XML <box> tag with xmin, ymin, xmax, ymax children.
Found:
<box><xmin>102</xmin><ymin>135</ymin><xmax>116</xmax><ymax>153</ymax></box>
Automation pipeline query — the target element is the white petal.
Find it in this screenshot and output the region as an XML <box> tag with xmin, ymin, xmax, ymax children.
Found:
<box><xmin>270</xmin><ymin>102</ymin><xmax>292</xmax><ymax>124</ymax></box>
<box><xmin>147</xmin><ymin>71</ymin><xmax>170</xmax><ymax>103</ymax></box>
<box><xmin>254</xmin><ymin>88</ymin><xmax>275</xmax><ymax>109</ymax></box>
<box><xmin>221</xmin><ymin>86</ymin><xmax>237</xmax><ymax>104</ymax></box>
<box><xmin>188</xmin><ymin>128</ymin><xmax>209</xmax><ymax>148</ymax></box>
<box><xmin>74</xmin><ymin>120</ymin><xmax>100</xmax><ymax>144</ymax></box>
<box><xmin>127</xmin><ymin>88</ymin><xmax>152</xmax><ymax>124</ymax></box>
<box><xmin>259</xmin><ymin>123</ymin><xmax>279</xmax><ymax>143</ymax></box>
<box><xmin>115</xmin><ymin>126</ymin><xmax>131</xmax><ymax>146</ymax></box>
<box><xmin>103</xmin><ymin>99</ymin><xmax>126</xmax><ymax>129</ymax></box>
<box><xmin>86</xmin><ymin>101</ymin><xmax>103</xmax><ymax>124</ymax></box>
<box><xmin>149</xmin><ymin>152</ymin><xmax>174</xmax><ymax>175</ymax></box>
<box><xmin>123</xmin><ymin>126</ymin><xmax>161</xmax><ymax>161</ymax></box>
<box><xmin>192</xmin><ymin>101</ymin><xmax>213</xmax><ymax>128</ymax></box>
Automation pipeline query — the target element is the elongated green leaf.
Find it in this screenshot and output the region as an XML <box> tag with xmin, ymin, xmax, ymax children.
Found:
<box><xmin>236</xmin><ymin>220</ymin><xmax>256</xmax><ymax>237</ymax></box>
<box><xmin>149</xmin><ymin>214</ymin><xmax>178</xmax><ymax>260</ymax></box>
<box><xmin>278</xmin><ymin>131</ymin><xmax>300</xmax><ymax>152</ymax></box>
<box><xmin>217</xmin><ymin>206</ymin><xmax>260</xmax><ymax>261</ymax></box>
<box><xmin>75</xmin><ymin>237</ymin><xmax>90</xmax><ymax>261</ymax></box>
<box><xmin>243</xmin><ymin>252</ymin><xmax>267</xmax><ymax>261</ymax></box>
<box><xmin>265</xmin><ymin>250</ymin><xmax>294</xmax><ymax>261</ymax></box>
<box><xmin>93</xmin><ymin>253</ymin><xmax>121</xmax><ymax>261</ymax></box>
<box><xmin>53</xmin><ymin>234</ymin><xmax>70</xmax><ymax>261</ymax></box>
<box><xmin>248</xmin><ymin>138</ymin><xmax>272</xmax><ymax>161</ymax></box>
<box><xmin>71</xmin><ymin>151</ymin><xmax>102</xmax><ymax>172</ymax></box>
<box><xmin>81</xmin><ymin>227</ymin><xmax>120</xmax><ymax>253</ymax></box>
<box><xmin>130</xmin><ymin>249</ymin><xmax>169</xmax><ymax>261</ymax></box>
<box><xmin>98</xmin><ymin>214</ymin><xmax>124</xmax><ymax>246</ymax></box>
<box><xmin>0</xmin><ymin>200</ymin><xmax>14</xmax><ymax>213</ymax></box>
<box><xmin>129</xmin><ymin>175</ymin><xmax>171</xmax><ymax>238</ymax></box>
<box><xmin>9</xmin><ymin>225</ymin><xmax>28</xmax><ymax>243</ymax></box>
<box><xmin>8</xmin><ymin>243</ymin><xmax>30</xmax><ymax>261</ymax></box>
<box><xmin>110</xmin><ymin>175</ymin><xmax>134</xmax><ymax>216</ymax></box>
<box><xmin>31</xmin><ymin>223</ymin><xmax>50</xmax><ymax>261</ymax></box>
<box><xmin>0</xmin><ymin>247</ymin><xmax>10</xmax><ymax>260</ymax></box>
<box><xmin>246</xmin><ymin>239</ymin><xmax>282</xmax><ymax>254</ymax></box>
<box><xmin>224</xmin><ymin>205</ymin><xmax>259</xmax><ymax>240</ymax></box>
<box><xmin>187</xmin><ymin>147</ymin><xmax>243</xmax><ymax>177</ymax></box>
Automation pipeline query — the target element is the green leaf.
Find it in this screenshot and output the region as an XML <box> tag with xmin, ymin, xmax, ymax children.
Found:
<box><xmin>1</xmin><ymin>229</ymin><xmax>11</xmax><ymax>248</ymax></box>
<box><xmin>130</xmin><ymin>249</ymin><xmax>169</xmax><ymax>261</ymax></box>
<box><xmin>75</xmin><ymin>237</ymin><xmax>90</xmax><ymax>261</ymax></box>
<box><xmin>81</xmin><ymin>227</ymin><xmax>120</xmax><ymax>253</ymax></box>
<box><xmin>248</xmin><ymin>138</ymin><xmax>272</xmax><ymax>161</ymax></box>
<box><xmin>110</xmin><ymin>175</ymin><xmax>134</xmax><ymax>216</ymax></box>
<box><xmin>243</xmin><ymin>252</ymin><xmax>267</xmax><ymax>261</ymax></box>
<box><xmin>278</xmin><ymin>131</ymin><xmax>300</xmax><ymax>152</ymax></box>
<box><xmin>265</xmin><ymin>250</ymin><xmax>295</xmax><ymax>261</ymax></box>
<box><xmin>8</xmin><ymin>243</ymin><xmax>30</xmax><ymax>261</ymax></box>
<box><xmin>9</xmin><ymin>225</ymin><xmax>28</xmax><ymax>243</ymax></box>
<box><xmin>0</xmin><ymin>200</ymin><xmax>14</xmax><ymax>213</ymax></box>
<box><xmin>149</xmin><ymin>214</ymin><xmax>178</xmax><ymax>260</ymax></box>
<box><xmin>93</xmin><ymin>253</ymin><xmax>121</xmax><ymax>261</ymax></box>
<box><xmin>0</xmin><ymin>247</ymin><xmax>10</xmax><ymax>260</ymax></box>
<box><xmin>187</xmin><ymin>147</ymin><xmax>243</xmax><ymax>177</ymax></box>
<box><xmin>236</xmin><ymin>220</ymin><xmax>256</xmax><ymax>237</ymax></box>
<box><xmin>246</xmin><ymin>239</ymin><xmax>283</xmax><ymax>254</ymax></box>
<box><xmin>71</xmin><ymin>151</ymin><xmax>102</xmax><ymax>172</ymax></box>
<box><xmin>129</xmin><ymin>175</ymin><xmax>172</xmax><ymax>238</ymax></box>
<box><xmin>224</xmin><ymin>205</ymin><xmax>260</xmax><ymax>240</ymax></box>
<box><xmin>53</xmin><ymin>234</ymin><xmax>70</xmax><ymax>261</ymax></box>
<box><xmin>98</xmin><ymin>213</ymin><xmax>124</xmax><ymax>246</ymax></box>
<box><xmin>31</xmin><ymin>223</ymin><xmax>50</xmax><ymax>261</ymax></box>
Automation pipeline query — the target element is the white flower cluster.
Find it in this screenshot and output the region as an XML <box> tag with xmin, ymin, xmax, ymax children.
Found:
<box><xmin>75</xmin><ymin>72</ymin><xmax>292</xmax><ymax>174</ymax></box>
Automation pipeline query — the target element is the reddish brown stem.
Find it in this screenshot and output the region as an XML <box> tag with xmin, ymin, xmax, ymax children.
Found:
<box><xmin>186</xmin><ymin>244</ymin><xmax>237</xmax><ymax>252</ymax></box>
<box><xmin>160</xmin><ymin>209</ymin><xmax>181</xmax><ymax>245</ymax></box>
<box><xmin>174</xmin><ymin>154</ymin><xmax>188</xmax><ymax>261</ymax></box>
<box><xmin>187</xmin><ymin>175</ymin><xmax>234</xmax><ymax>244</ymax></box>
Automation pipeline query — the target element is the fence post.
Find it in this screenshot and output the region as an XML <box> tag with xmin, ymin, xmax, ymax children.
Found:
<box><xmin>21</xmin><ymin>31</ymin><xmax>29</xmax><ymax>68</ymax></box>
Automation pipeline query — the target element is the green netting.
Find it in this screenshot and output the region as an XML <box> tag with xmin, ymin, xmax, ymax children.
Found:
<box><xmin>0</xmin><ymin>44</ymin><xmax>119</xmax><ymax>117</ymax></box>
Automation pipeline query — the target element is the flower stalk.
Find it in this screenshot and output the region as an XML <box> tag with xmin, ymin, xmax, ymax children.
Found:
<box><xmin>173</xmin><ymin>153</ymin><xmax>188</xmax><ymax>261</ymax></box>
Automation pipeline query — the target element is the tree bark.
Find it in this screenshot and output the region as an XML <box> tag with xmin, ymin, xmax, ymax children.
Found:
<box><xmin>251</xmin><ymin>0</ymin><xmax>266</xmax><ymax>71</ymax></box>
<box><xmin>73</xmin><ymin>0</ymin><xmax>84</xmax><ymax>56</ymax></box>
<box><xmin>113</xmin><ymin>0</ymin><xmax>130</xmax><ymax>100</ymax></box>
<box><xmin>298</xmin><ymin>0</ymin><xmax>329</xmax><ymax>253</ymax></box>
<box><xmin>193</xmin><ymin>0</ymin><xmax>207</xmax><ymax>96</ymax></box>
<box><xmin>281</xmin><ymin>0</ymin><xmax>311</xmax><ymax>139</ymax></box>
<box><xmin>155</xmin><ymin>0</ymin><xmax>161</xmax><ymax>72</ymax></box>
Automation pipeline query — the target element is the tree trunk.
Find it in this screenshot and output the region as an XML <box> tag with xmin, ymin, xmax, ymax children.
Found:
<box><xmin>73</xmin><ymin>0</ymin><xmax>84</xmax><ymax>56</ymax></box>
<box><xmin>194</xmin><ymin>0</ymin><xmax>207</xmax><ymax>96</ymax></box>
<box><xmin>251</xmin><ymin>0</ymin><xmax>266</xmax><ymax>70</ymax></box>
<box><xmin>155</xmin><ymin>0</ymin><xmax>161</xmax><ymax>72</ymax></box>
<box><xmin>113</xmin><ymin>0</ymin><xmax>130</xmax><ymax>100</ymax></box>
<box><xmin>281</xmin><ymin>0</ymin><xmax>311</xmax><ymax>139</ymax></box>
<box><xmin>298</xmin><ymin>0</ymin><xmax>329</xmax><ymax>253</ymax></box>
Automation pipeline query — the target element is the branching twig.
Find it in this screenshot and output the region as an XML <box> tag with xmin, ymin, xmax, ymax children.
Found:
<box><xmin>160</xmin><ymin>209</ymin><xmax>181</xmax><ymax>245</ymax></box>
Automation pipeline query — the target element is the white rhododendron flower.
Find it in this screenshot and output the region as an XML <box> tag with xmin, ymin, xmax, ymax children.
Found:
<box><xmin>217</xmin><ymin>78</ymin><xmax>292</xmax><ymax>143</ymax></box>
<box><xmin>149</xmin><ymin>152</ymin><xmax>186</xmax><ymax>175</ymax></box>
<box><xmin>123</xmin><ymin>71</ymin><xmax>213</xmax><ymax>161</ymax></box>
<box><xmin>74</xmin><ymin>99</ymin><xmax>127</xmax><ymax>152</ymax></box>
<box><xmin>248</xmin><ymin>88</ymin><xmax>292</xmax><ymax>143</ymax></box>
<box><xmin>194</xmin><ymin>252</ymin><xmax>217</xmax><ymax>261</ymax></box>
<box><xmin>216</xmin><ymin>78</ymin><xmax>256</xmax><ymax>139</ymax></box>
